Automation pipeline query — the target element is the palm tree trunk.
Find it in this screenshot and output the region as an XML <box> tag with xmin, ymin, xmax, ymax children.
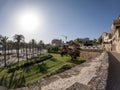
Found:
<box><xmin>8</xmin><ymin>47</ymin><xmax>10</xmax><ymax>59</ymax></box>
<box><xmin>26</xmin><ymin>45</ymin><xmax>28</xmax><ymax>60</ymax></box>
<box><xmin>4</xmin><ymin>47</ymin><xmax>7</xmax><ymax>67</ymax></box>
<box><xmin>33</xmin><ymin>46</ymin><xmax>34</xmax><ymax>58</ymax></box>
<box><xmin>31</xmin><ymin>46</ymin><xmax>32</xmax><ymax>58</ymax></box>
<box><xmin>17</xmin><ymin>43</ymin><xmax>20</xmax><ymax>63</ymax></box>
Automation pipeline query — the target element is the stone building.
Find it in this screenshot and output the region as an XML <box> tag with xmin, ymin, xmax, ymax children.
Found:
<box><xmin>51</xmin><ymin>39</ymin><xmax>63</xmax><ymax>47</ymax></box>
<box><xmin>99</xmin><ymin>16</ymin><xmax>120</xmax><ymax>53</ymax></box>
<box><xmin>98</xmin><ymin>32</ymin><xmax>112</xmax><ymax>51</ymax></box>
<box><xmin>66</xmin><ymin>40</ymin><xmax>80</xmax><ymax>49</ymax></box>
<box><xmin>111</xmin><ymin>16</ymin><xmax>120</xmax><ymax>53</ymax></box>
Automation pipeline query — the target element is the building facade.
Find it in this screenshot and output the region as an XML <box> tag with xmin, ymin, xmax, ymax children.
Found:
<box><xmin>111</xmin><ymin>16</ymin><xmax>120</xmax><ymax>53</ymax></box>
<box><xmin>98</xmin><ymin>32</ymin><xmax>112</xmax><ymax>51</ymax></box>
<box><xmin>51</xmin><ymin>39</ymin><xmax>63</xmax><ymax>47</ymax></box>
<box><xmin>99</xmin><ymin>16</ymin><xmax>120</xmax><ymax>53</ymax></box>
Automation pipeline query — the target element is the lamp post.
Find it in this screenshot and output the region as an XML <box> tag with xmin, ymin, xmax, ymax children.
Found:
<box><xmin>61</xmin><ymin>35</ymin><xmax>67</xmax><ymax>43</ymax></box>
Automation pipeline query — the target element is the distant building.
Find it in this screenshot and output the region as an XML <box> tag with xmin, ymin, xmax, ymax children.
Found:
<box><xmin>79</xmin><ymin>38</ymin><xmax>89</xmax><ymax>44</ymax></box>
<box><xmin>103</xmin><ymin>33</ymin><xmax>112</xmax><ymax>43</ymax></box>
<box><xmin>51</xmin><ymin>39</ymin><xmax>63</xmax><ymax>47</ymax></box>
<box><xmin>74</xmin><ymin>37</ymin><xmax>90</xmax><ymax>45</ymax></box>
<box><xmin>98</xmin><ymin>32</ymin><xmax>112</xmax><ymax>51</ymax></box>
<box><xmin>66</xmin><ymin>40</ymin><xmax>80</xmax><ymax>49</ymax></box>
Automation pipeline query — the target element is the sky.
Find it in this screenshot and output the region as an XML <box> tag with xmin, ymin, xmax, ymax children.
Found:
<box><xmin>0</xmin><ymin>0</ymin><xmax>120</xmax><ymax>43</ymax></box>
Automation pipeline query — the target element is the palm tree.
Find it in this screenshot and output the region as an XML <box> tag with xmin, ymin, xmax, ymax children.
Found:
<box><xmin>0</xmin><ymin>35</ymin><xmax>3</xmax><ymax>62</ymax></box>
<box><xmin>25</xmin><ymin>42</ymin><xmax>28</xmax><ymax>60</ymax></box>
<box><xmin>0</xmin><ymin>35</ymin><xmax>2</xmax><ymax>40</ymax></box>
<box><xmin>30</xmin><ymin>39</ymin><xmax>36</xmax><ymax>58</ymax></box>
<box><xmin>13</xmin><ymin>34</ymin><xmax>24</xmax><ymax>63</ymax></box>
<box><xmin>7</xmin><ymin>40</ymin><xmax>14</xmax><ymax>59</ymax></box>
<box><xmin>28</xmin><ymin>42</ymin><xmax>32</xmax><ymax>59</ymax></box>
<box><xmin>38</xmin><ymin>40</ymin><xmax>44</xmax><ymax>55</ymax></box>
<box><xmin>0</xmin><ymin>34</ymin><xmax>2</xmax><ymax>52</ymax></box>
<box><xmin>1</xmin><ymin>36</ymin><xmax>8</xmax><ymax>67</ymax></box>
<box><xmin>20</xmin><ymin>42</ymin><xmax>25</xmax><ymax>58</ymax></box>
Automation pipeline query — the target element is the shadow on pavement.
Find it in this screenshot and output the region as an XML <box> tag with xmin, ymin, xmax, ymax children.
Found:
<box><xmin>106</xmin><ymin>52</ymin><xmax>120</xmax><ymax>90</ymax></box>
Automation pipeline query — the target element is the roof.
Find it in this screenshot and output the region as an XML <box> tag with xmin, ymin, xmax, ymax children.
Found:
<box><xmin>113</xmin><ymin>19</ymin><xmax>120</xmax><ymax>25</ymax></box>
<box><xmin>108</xmin><ymin>33</ymin><xmax>113</xmax><ymax>39</ymax></box>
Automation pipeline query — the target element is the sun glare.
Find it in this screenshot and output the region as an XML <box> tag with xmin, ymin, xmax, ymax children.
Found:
<box><xmin>16</xmin><ymin>9</ymin><xmax>43</xmax><ymax>33</ymax></box>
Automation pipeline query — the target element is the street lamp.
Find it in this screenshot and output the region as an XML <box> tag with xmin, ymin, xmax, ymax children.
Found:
<box><xmin>61</xmin><ymin>35</ymin><xmax>67</xmax><ymax>43</ymax></box>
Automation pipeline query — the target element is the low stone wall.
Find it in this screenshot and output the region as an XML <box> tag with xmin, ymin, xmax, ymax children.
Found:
<box><xmin>88</xmin><ymin>52</ymin><xmax>109</xmax><ymax>90</ymax></box>
<box><xmin>80</xmin><ymin>50</ymin><xmax>102</xmax><ymax>60</ymax></box>
<box><xmin>66</xmin><ymin>52</ymin><xmax>109</xmax><ymax>90</ymax></box>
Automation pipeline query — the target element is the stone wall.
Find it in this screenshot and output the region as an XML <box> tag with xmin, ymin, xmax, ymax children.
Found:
<box><xmin>80</xmin><ymin>50</ymin><xmax>102</xmax><ymax>60</ymax></box>
<box><xmin>114</xmin><ymin>42</ymin><xmax>120</xmax><ymax>53</ymax></box>
<box><xmin>66</xmin><ymin>52</ymin><xmax>109</xmax><ymax>90</ymax></box>
<box><xmin>40</xmin><ymin>52</ymin><xmax>108</xmax><ymax>90</ymax></box>
<box><xmin>88</xmin><ymin>52</ymin><xmax>109</xmax><ymax>90</ymax></box>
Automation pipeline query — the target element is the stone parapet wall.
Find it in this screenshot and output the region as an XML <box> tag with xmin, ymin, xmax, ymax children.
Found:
<box><xmin>80</xmin><ymin>50</ymin><xmax>102</xmax><ymax>60</ymax></box>
<box><xmin>88</xmin><ymin>52</ymin><xmax>109</xmax><ymax>90</ymax></box>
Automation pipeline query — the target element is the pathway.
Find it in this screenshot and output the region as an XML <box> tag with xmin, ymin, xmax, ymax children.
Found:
<box><xmin>106</xmin><ymin>52</ymin><xmax>120</xmax><ymax>90</ymax></box>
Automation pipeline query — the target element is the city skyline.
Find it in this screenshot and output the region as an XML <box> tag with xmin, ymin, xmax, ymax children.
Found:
<box><xmin>0</xmin><ymin>0</ymin><xmax>120</xmax><ymax>43</ymax></box>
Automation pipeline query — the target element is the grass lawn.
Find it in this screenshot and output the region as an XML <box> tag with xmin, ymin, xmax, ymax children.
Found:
<box><xmin>0</xmin><ymin>53</ymin><xmax>85</xmax><ymax>89</ymax></box>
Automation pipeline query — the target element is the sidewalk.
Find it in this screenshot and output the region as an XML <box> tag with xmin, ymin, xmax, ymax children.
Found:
<box><xmin>106</xmin><ymin>52</ymin><xmax>120</xmax><ymax>90</ymax></box>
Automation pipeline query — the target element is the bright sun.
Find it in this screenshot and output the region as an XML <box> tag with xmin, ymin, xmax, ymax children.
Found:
<box><xmin>16</xmin><ymin>10</ymin><xmax>43</xmax><ymax>33</ymax></box>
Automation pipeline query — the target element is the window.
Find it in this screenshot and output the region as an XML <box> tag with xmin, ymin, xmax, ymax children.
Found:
<box><xmin>116</xmin><ymin>26</ymin><xmax>120</xmax><ymax>29</ymax></box>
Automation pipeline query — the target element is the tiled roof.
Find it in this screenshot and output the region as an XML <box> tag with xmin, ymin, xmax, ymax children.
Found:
<box><xmin>113</xmin><ymin>19</ymin><xmax>120</xmax><ymax>25</ymax></box>
<box><xmin>108</xmin><ymin>33</ymin><xmax>112</xmax><ymax>39</ymax></box>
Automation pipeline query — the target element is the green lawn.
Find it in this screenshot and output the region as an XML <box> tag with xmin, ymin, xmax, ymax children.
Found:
<box><xmin>0</xmin><ymin>53</ymin><xmax>85</xmax><ymax>89</ymax></box>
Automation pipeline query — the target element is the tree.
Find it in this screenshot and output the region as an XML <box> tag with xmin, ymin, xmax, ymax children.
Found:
<box><xmin>60</xmin><ymin>45</ymin><xmax>68</xmax><ymax>56</ymax></box>
<box><xmin>0</xmin><ymin>36</ymin><xmax>8</xmax><ymax>67</ymax></box>
<box><xmin>28</xmin><ymin>42</ymin><xmax>32</xmax><ymax>59</ymax></box>
<box><xmin>74</xmin><ymin>38</ymin><xmax>80</xmax><ymax>44</ymax></box>
<box><xmin>0</xmin><ymin>35</ymin><xmax>2</xmax><ymax>40</ymax></box>
<box><xmin>25</xmin><ymin>43</ymin><xmax>28</xmax><ymax>60</ymax></box>
<box><xmin>61</xmin><ymin>45</ymin><xmax>80</xmax><ymax>60</ymax></box>
<box><xmin>47</xmin><ymin>46</ymin><xmax>59</xmax><ymax>53</ymax></box>
<box><xmin>30</xmin><ymin>39</ymin><xmax>36</xmax><ymax>58</ymax></box>
<box><xmin>0</xmin><ymin>35</ymin><xmax>2</xmax><ymax>54</ymax></box>
<box><xmin>38</xmin><ymin>40</ymin><xmax>44</xmax><ymax>55</ymax></box>
<box><xmin>68</xmin><ymin>48</ymin><xmax>80</xmax><ymax>60</ymax></box>
<box><xmin>13</xmin><ymin>34</ymin><xmax>24</xmax><ymax>63</ymax></box>
<box><xmin>7</xmin><ymin>40</ymin><xmax>14</xmax><ymax>59</ymax></box>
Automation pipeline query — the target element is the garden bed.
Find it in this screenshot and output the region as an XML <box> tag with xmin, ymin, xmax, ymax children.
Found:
<box><xmin>0</xmin><ymin>53</ymin><xmax>85</xmax><ymax>89</ymax></box>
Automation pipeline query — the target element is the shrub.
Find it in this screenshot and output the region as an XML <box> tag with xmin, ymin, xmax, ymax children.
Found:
<box><xmin>56</xmin><ymin>64</ymin><xmax>74</xmax><ymax>73</ymax></box>
<box><xmin>8</xmin><ymin>55</ymin><xmax>53</xmax><ymax>73</ymax></box>
<box><xmin>47</xmin><ymin>46</ymin><xmax>59</xmax><ymax>53</ymax></box>
<box><xmin>39</xmin><ymin>63</ymin><xmax>47</xmax><ymax>73</ymax></box>
<box><xmin>8</xmin><ymin>68</ymin><xmax>15</xmax><ymax>73</ymax></box>
<box><xmin>70</xmin><ymin>59</ymin><xmax>86</xmax><ymax>64</ymax></box>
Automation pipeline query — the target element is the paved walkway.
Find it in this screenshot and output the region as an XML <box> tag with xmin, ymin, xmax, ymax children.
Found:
<box><xmin>106</xmin><ymin>52</ymin><xmax>120</xmax><ymax>90</ymax></box>
<box><xmin>0</xmin><ymin>49</ymin><xmax>47</xmax><ymax>67</ymax></box>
